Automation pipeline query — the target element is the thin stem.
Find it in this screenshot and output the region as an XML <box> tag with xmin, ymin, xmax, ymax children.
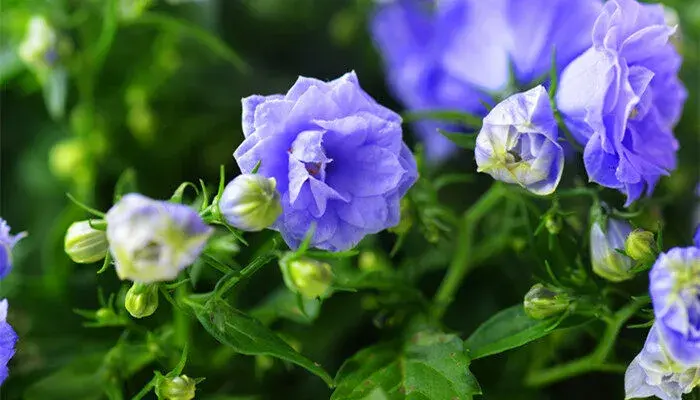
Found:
<box><xmin>432</xmin><ymin>184</ymin><xmax>505</xmax><ymax>320</ymax></box>
<box><xmin>526</xmin><ymin>297</ymin><xmax>648</xmax><ymax>387</ymax></box>
<box><xmin>215</xmin><ymin>253</ymin><xmax>276</xmax><ymax>298</ymax></box>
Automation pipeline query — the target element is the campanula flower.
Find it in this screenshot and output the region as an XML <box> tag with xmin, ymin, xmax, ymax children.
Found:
<box><xmin>693</xmin><ymin>225</ymin><xmax>699</xmax><ymax>248</ymax></box>
<box><xmin>557</xmin><ymin>0</ymin><xmax>687</xmax><ymax>205</ymax></box>
<box><xmin>234</xmin><ymin>72</ymin><xmax>418</xmax><ymax>251</ymax></box>
<box><xmin>106</xmin><ymin>194</ymin><xmax>213</xmax><ymax>283</ymax></box>
<box><xmin>474</xmin><ymin>86</ymin><xmax>564</xmax><ymax>195</ymax></box>
<box><xmin>590</xmin><ymin>218</ymin><xmax>634</xmax><ymax>282</ymax></box>
<box><xmin>625</xmin><ymin>325</ymin><xmax>700</xmax><ymax>400</ymax></box>
<box><xmin>0</xmin><ymin>219</ymin><xmax>27</xmax><ymax>279</ymax></box>
<box><xmin>649</xmin><ymin>246</ymin><xmax>700</xmax><ymax>366</ymax></box>
<box><xmin>0</xmin><ymin>300</ymin><xmax>18</xmax><ymax>386</ymax></box>
<box><xmin>219</xmin><ymin>174</ymin><xmax>282</xmax><ymax>232</ymax></box>
<box><xmin>371</xmin><ymin>0</ymin><xmax>601</xmax><ymax>161</ymax></box>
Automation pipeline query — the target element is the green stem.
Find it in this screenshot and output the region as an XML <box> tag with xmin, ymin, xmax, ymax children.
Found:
<box><xmin>432</xmin><ymin>184</ymin><xmax>506</xmax><ymax>320</ymax></box>
<box><xmin>215</xmin><ymin>253</ymin><xmax>276</xmax><ymax>298</ymax></box>
<box><xmin>526</xmin><ymin>297</ymin><xmax>648</xmax><ymax>387</ymax></box>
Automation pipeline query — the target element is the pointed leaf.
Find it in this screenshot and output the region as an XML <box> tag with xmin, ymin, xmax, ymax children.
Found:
<box><xmin>438</xmin><ymin>130</ymin><xmax>477</xmax><ymax>150</ymax></box>
<box><xmin>464</xmin><ymin>305</ymin><xmax>563</xmax><ymax>359</ymax></box>
<box><xmin>187</xmin><ymin>297</ymin><xmax>333</xmax><ymax>386</ymax></box>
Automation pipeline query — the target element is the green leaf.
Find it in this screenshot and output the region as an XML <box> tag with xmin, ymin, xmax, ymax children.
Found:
<box><xmin>332</xmin><ymin>331</ymin><xmax>481</xmax><ymax>400</ymax></box>
<box><xmin>464</xmin><ymin>304</ymin><xmax>563</xmax><ymax>359</ymax></box>
<box><xmin>187</xmin><ymin>296</ymin><xmax>333</xmax><ymax>386</ymax></box>
<box><xmin>114</xmin><ymin>168</ymin><xmax>138</xmax><ymax>202</ymax></box>
<box><xmin>438</xmin><ymin>129</ymin><xmax>477</xmax><ymax>150</ymax></box>
<box><xmin>43</xmin><ymin>66</ymin><xmax>68</xmax><ymax>119</ymax></box>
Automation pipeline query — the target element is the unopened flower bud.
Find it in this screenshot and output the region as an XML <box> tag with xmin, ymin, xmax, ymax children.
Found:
<box><xmin>124</xmin><ymin>283</ymin><xmax>159</xmax><ymax>318</ymax></box>
<box><xmin>280</xmin><ymin>255</ymin><xmax>333</xmax><ymax>299</ymax></box>
<box><xmin>590</xmin><ymin>219</ymin><xmax>635</xmax><ymax>282</ymax></box>
<box><xmin>545</xmin><ymin>214</ymin><xmax>562</xmax><ymax>235</ymax></box>
<box><xmin>157</xmin><ymin>375</ymin><xmax>196</xmax><ymax>400</ymax></box>
<box><xmin>18</xmin><ymin>16</ymin><xmax>58</xmax><ymax>69</ymax></box>
<box><xmin>625</xmin><ymin>229</ymin><xmax>656</xmax><ymax>263</ymax></box>
<box><xmin>523</xmin><ymin>283</ymin><xmax>571</xmax><ymax>320</ymax></box>
<box><xmin>219</xmin><ymin>174</ymin><xmax>282</xmax><ymax>231</ymax></box>
<box><xmin>64</xmin><ymin>220</ymin><xmax>108</xmax><ymax>263</ymax></box>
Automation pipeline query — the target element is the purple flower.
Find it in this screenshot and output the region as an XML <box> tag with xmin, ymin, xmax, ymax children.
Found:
<box><xmin>649</xmin><ymin>247</ymin><xmax>700</xmax><ymax>366</ymax></box>
<box><xmin>475</xmin><ymin>86</ymin><xmax>564</xmax><ymax>195</ymax></box>
<box><xmin>370</xmin><ymin>0</ymin><xmax>601</xmax><ymax>162</ymax></box>
<box><xmin>694</xmin><ymin>225</ymin><xmax>699</xmax><ymax>248</ymax></box>
<box><xmin>234</xmin><ymin>72</ymin><xmax>418</xmax><ymax>252</ymax></box>
<box><xmin>106</xmin><ymin>194</ymin><xmax>213</xmax><ymax>283</ymax></box>
<box><xmin>557</xmin><ymin>0</ymin><xmax>687</xmax><ymax>206</ymax></box>
<box><xmin>625</xmin><ymin>324</ymin><xmax>699</xmax><ymax>400</ymax></box>
<box><xmin>0</xmin><ymin>219</ymin><xmax>27</xmax><ymax>279</ymax></box>
<box><xmin>0</xmin><ymin>300</ymin><xmax>17</xmax><ymax>386</ymax></box>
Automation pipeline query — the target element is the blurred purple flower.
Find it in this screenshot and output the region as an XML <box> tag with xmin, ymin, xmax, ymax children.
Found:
<box><xmin>474</xmin><ymin>86</ymin><xmax>563</xmax><ymax>195</ymax></box>
<box><xmin>106</xmin><ymin>194</ymin><xmax>213</xmax><ymax>283</ymax></box>
<box><xmin>371</xmin><ymin>0</ymin><xmax>601</xmax><ymax>162</ymax></box>
<box><xmin>625</xmin><ymin>324</ymin><xmax>699</xmax><ymax>400</ymax></box>
<box><xmin>0</xmin><ymin>219</ymin><xmax>26</xmax><ymax>279</ymax></box>
<box><xmin>0</xmin><ymin>300</ymin><xmax>17</xmax><ymax>386</ymax></box>
<box><xmin>557</xmin><ymin>0</ymin><xmax>687</xmax><ymax>206</ymax></box>
<box><xmin>234</xmin><ymin>72</ymin><xmax>418</xmax><ymax>252</ymax></box>
<box><xmin>650</xmin><ymin>246</ymin><xmax>700</xmax><ymax>366</ymax></box>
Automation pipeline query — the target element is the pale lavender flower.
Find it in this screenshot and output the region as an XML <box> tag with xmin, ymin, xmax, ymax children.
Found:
<box><xmin>590</xmin><ymin>218</ymin><xmax>634</xmax><ymax>282</ymax></box>
<box><xmin>650</xmin><ymin>247</ymin><xmax>700</xmax><ymax>366</ymax></box>
<box><xmin>475</xmin><ymin>86</ymin><xmax>563</xmax><ymax>195</ymax></box>
<box><xmin>0</xmin><ymin>219</ymin><xmax>27</xmax><ymax>279</ymax></box>
<box><xmin>106</xmin><ymin>194</ymin><xmax>213</xmax><ymax>282</ymax></box>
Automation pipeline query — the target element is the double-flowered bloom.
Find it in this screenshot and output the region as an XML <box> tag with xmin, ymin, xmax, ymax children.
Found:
<box><xmin>557</xmin><ymin>0</ymin><xmax>687</xmax><ymax>205</ymax></box>
<box><xmin>649</xmin><ymin>247</ymin><xmax>700</xmax><ymax>366</ymax></box>
<box><xmin>474</xmin><ymin>86</ymin><xmax>563</xmax><ymax>195</ymax></box>
<box><xmin>106</xmin><ymin>194</ymin><xmax>213</xmax><ymax>282</ymax></box>
<box><xmin>625</xmin><ymin>325</ymin><xmax>700</xmax><ymax>400</ymax></box>
<box><xmin>371</xmin><ymin>0</ymin><xmax>601</xmax><ymax>161</ymax></box>
<box><xmin>234</xmin><ymin>72</ymin><xmax>418</xmax><ymax>251</ymax></box>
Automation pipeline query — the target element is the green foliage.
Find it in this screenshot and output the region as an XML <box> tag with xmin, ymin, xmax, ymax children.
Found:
<box><xmin>333</xmin><ymin>332</ymin><xmax>480</xmax><ymax>400</ymax></box>
<box><xmin>464</xmin><ymin>305</ymin><xmax>564</xmax><ymax>360</ymax></box>
<box><xmin>185</xmin><ymin>295</ymin><xmax>334</xmax><ymax>386</ymax></box>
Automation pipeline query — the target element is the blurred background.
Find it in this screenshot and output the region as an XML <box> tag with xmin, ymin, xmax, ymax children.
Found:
<box><xmin>0</xmin><ymin>0</ymin><xmax>698</xmax><ymax>399</ymax></box>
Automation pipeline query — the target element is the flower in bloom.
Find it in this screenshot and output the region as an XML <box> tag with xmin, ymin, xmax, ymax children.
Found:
<box><xmin>625</xmin><ymin>325</ymin><xmax>699</xmax><ymax>400</ymax></box>
<box><xmin>234</xmin><ymin>72</ymin><xmax>418</xmax><ymax>251</ymax></box>
<box><xmin>650</xmin><ymin>246</ymin><xmax>700</xmax><ymax>366</ymax></box>
<box><xmin>219</xmin><ymin>174</ymin><xmax>282</xmax><ymax>232</ymax></box>
<box><xmin>557</xmin><ymin>0</ymin><xmax>687</xmax><ymax>205</ymax></box>
<box><xmin>0</xmin><ymin>300</ymin><xmax>18</xmax><ymax>385</ymax></box>
<box><xmin>370</xmin><ymin>0</ymin><xmax>601</xmax><ymax>161</ymax></box>
<box><xmin>0</xmin><ymin>219</ymin><xmax>27</xmax><ymax>279</ymax></box>
<box><xmin>590</xmin><ymin>218</ymin><xmax>634</xmax><ymax>282</ymax></box>
<box><xmin>106</xmin><ymin>194</ymin><xmax>213</xmax><ymax>282</ymax></box>
<box><xmin>474</xmin><ymin>86</ymin><xmax>564</xmax><ymax>195</ymax></box>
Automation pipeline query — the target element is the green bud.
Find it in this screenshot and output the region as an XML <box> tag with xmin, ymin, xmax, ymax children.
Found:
<box><xmin>157</xmin><ymin>375</ymin><xmax>196</xmax><ymax>400</ymax></box>
<box><xmin>545</xmin><ymin>214</ymin><xmax>562</xmax><ymax>235</ymax></box>
<box><xmin>124</xmin><ymin>283</ymin><xmax>159</xmax><ymax>319</ymax></box>
<box><xmin>280</xmin><ymin>255</ymin><xmax>333</xmax><ymax>299</ymax></box>
<box><xmin>625</xmin><ymin>229</ymin><xmax>656</xmax><ymax>263</ymax></box>
<box><xmin>523</xmin><ymin>283</ymin><xmax>570</xmax><ymax>320</ymax></box>
<box><xmin>358</xmin><ymin>250</ymin><xmax>389</xmax><ymax>272</ymax></box>
<box><xmin>219</xmin><ymin>174</ymin><xmax>282</xmax><ymax>232</ymax></box>
<box><xmin>64</xmin><ymin>220</ymin><xmax>108</xmax><ymax>263</ymax></box>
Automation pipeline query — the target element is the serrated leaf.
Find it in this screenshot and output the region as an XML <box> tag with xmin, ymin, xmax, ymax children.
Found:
<box><xmin>438</xmin><ymin>129</ymin><xmax>477</xmax><ymax>150</ymax></box>
<box><xmin>187</xmin><ymin>296</ymin><xmax>333</xmax><ymax>386</ymax></box>
<box><xmin>464</xmin><ymin>305</ymin><xmax>563</xmax><ymax>359</ymax></box>
<box><xmin>332</xmin><ymin>332</ymin><xmax>480</xmax><ymax>400</ymax></box>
